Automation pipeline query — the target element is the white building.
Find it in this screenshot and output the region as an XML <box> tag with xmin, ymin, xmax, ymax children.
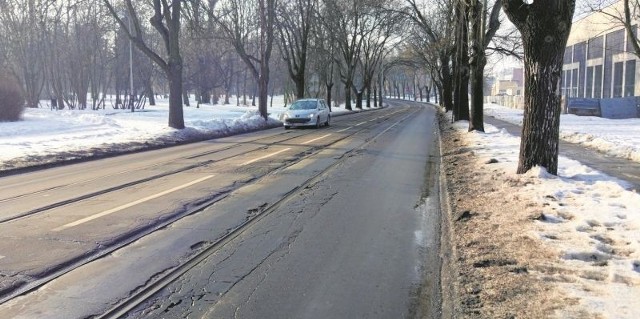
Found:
<box><xmin>562</xmin><ymin>1</ymin><xmax>640</xmax><ymax>99</ymax></box>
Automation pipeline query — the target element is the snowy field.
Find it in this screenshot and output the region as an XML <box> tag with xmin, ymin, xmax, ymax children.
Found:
<box><xmin>0</xmin><ymin>96</ymin><xmax>352</xmax><ymax>170</ymax></box>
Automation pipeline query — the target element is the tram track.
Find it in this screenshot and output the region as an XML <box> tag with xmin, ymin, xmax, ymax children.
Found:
<box><xmin>0</xmin><ymin>107</ymin><xmax>414</xmax><ymax>305</ymax></box>
<box><xmin>0</xmin><ymin>109</ymin><xmax>400</xmax><ymax>226</ymax></box>
<box><xmin>96</xmin><ymin>107</ymin><xmax>418</xmax><ymax>319</ymax></box>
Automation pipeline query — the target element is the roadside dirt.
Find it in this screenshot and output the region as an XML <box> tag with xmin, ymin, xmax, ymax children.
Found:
<box><xmin>439</xmin><ymin>114</ymin><xmax>570</xmax><ymax>318</ymax></box>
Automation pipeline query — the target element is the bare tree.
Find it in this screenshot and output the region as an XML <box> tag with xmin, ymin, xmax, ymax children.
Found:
<box><xmin>320</xmin><ymin>0</ymin><xmax>372</xmax><ymax>110</ymax></box>
<box><xmin>354</xmin><ymin>4</ymin><xmax>403</xmax><ymax>109</ymax></box>
<box><xmin>0</xmin><ymin>0</ymin><xmax>48</xmax><ymax>108</ymax></box>
<box><xmin>103</xmin><ymin>0</ymin><xmax>186</xmax><ymax>129</ymax></box>
<box><xmin>502</xmin><ymin>0</ymin><xmax>576</xmax><ymax>175</ymax></box>
<box><xmin>275</xmin><ymin>0</ymin><xmax>317</xmax><ymax>99</ymax></box>
<box><xmin>311</xmin><ymin>12</ymin><xmax>338</xmax><ymax>109</ymax></box>
<box><xmin>405</xmin><ymin>0</ymin><xmax>456</xmax><ymax>111</ymax></box>
<box><xmin>586</xmin><ymin>0</ymin><xmax>640</xmax><ymax>58</ymax></box>
<box><xmin>206</xmin><ymin>0</ymin><xmax>277</xmax><ymax>120</ymax></box>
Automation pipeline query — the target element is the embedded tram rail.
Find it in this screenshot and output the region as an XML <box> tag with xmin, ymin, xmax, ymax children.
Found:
<box><xmin>0</xmin><ymin>107</ymin><xmax>414</xmax><ymax>307</ymax></box>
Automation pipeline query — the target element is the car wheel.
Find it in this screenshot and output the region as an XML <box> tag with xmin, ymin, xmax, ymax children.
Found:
<box><xmin>325</xmin><ymin>115</ymin><xmax>330</xmax><ymax>127</ymax></box>
<box><xmin>284</xmin><ymin>125</ymin><xmax>290</xmax><ymax>130</ymax></box>
<box><xmin>316</xmin><ymin>117</ymin><xmax>321</xmax><ymax>128</ymax></box>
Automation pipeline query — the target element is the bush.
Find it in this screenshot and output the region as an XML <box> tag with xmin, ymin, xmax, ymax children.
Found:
<box><xmin>0</xmin><ymin>75</ymin><xmax>25</xmax><ymax>122</ymax></box>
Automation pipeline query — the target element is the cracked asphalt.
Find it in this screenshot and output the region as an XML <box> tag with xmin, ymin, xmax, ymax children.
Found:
<box><xmin>128</xmin><ymin>103</ymin><xmax>442</xmax><ymax>318</ymax></box>
<box><xmin>0</xmin><ymin>102</ymin><xmax>441</xmax><ymax>318</ymax></box>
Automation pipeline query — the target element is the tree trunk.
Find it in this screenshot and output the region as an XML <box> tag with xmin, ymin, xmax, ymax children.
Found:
<box><xmin>146</xmin><ymin>81</ymin><xmax>156</xmax><ymax>106</ymax></box>
<box><xmin>453</xmin><ymin>2</ymin><xmax>470</xmax><ymax>121</ymax></box>
<box><xmin>326</xmin><ymin>82</ymin><xmax>333</xmax><ymax>111</ymax></box>
<box><xmin>294</xmin><ymin>74</ymin><xmax>305</xmax><ymax>99</ymax></box>
<box><xmin>258</xmin><ymin>67</ymin><xmax>269</xmax><ymax>119</ymax></box>
<box><xmin>183</xmin><ymin>89</ymin><xmax>190</xmax><ymax>106</ymax></box>
<box><xmin>355</xmin><ymin>90</ymin><xmax>363</xmax><ymax>109</ymax></box>
<box><xmin>344</xmin><ymin>83</ymin><xmax>353</xmax><ymax>110</ymax></box>
<box><xmin>502</xmin><ymin>0</ymin><xmax>575</xmax><ymax>175</ymax></box>
<box><xmin>168</xmin><ymin>62</ymin><xmax>185</xmax><ymax>129</ymax></box>
<box><xmin>440</xmin><ymin>53</ymin><xmax>453</xmax><ymax>111</ymax></box>
<box><xmin>378</xmin><ymin>75</ymin><xmax>384</xmax><ymax>107</ymax></box>
<box><xmin>469</xmin><ymin>62</ymin><xmax>485</xmax><ymax>131</ymax></box>
<box><xmin>468</xmin><ymin>0</ymin><xmax>485</xmax><ymax>132</ymax></box>
<box><xmin>373</xmin><ymin>84</ymin><xmax>378</xmax><ymax>107</ymax></box>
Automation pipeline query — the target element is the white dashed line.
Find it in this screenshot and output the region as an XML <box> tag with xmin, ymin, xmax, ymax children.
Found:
<box><xmin>241</xmin><ymin>148</ymin><xmax>291</xmax><ymax>166</ymax></box>
<box><xmin>52</xmin><ymin>175</ymin><xmax>215</xmax><ymax>232</ymax></box>
<box><xmin>302</xmin><ymin>134</ymin><xmax>332</xmax><ymax>145</ymax></box>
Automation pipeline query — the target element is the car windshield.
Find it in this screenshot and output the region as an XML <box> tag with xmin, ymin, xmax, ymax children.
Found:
<box><xmin>289</xmin><ymin>101</ymin><xmax>317</xmax><ymax>110</ymax></box>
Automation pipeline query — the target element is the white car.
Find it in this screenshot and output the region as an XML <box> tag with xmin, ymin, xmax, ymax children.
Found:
<box><xmin>283</xmin><ymin>98</ymin><xmax>331</xmax><ymax>129</ymax></box>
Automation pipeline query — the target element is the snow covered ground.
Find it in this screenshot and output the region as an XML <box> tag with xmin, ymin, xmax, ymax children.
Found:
<box><xmin>485</xmin><ymin>103</ymin><xmax>640</xmax><ymax>162</ymax></box>
<box><xmin>1</xmin><ymin>98</ymin><xmax>639</xmax><ymax>317</ymax></box>
<box><xmin>455</xmin><ymin>104</ymin><xmax>640</xmax><ymax>318</ymax></box>
<box><xmin>0</xmin><ymin>96</ymin><xmax>352</xmax><ymax>170</ymax></box>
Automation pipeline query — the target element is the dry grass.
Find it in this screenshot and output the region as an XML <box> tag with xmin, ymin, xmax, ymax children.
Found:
<box><xmin>439</xmin><ymin>114</ymin><xmax>571</xmax><ymax>318</ymax></box>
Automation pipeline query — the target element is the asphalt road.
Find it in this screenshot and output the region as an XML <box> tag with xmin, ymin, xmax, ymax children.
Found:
<box><xmin>0</xmin><ymin>100</ymin><xmax>441</xmax><ymax>318</ymax></box>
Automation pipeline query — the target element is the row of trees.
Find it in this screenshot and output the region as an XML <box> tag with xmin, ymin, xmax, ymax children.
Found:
<box><xmin>0</xmin><ymin>0</ymin><xmax>406</xmax><ymax>129</ymax></box>
<box><xmin>400</xmin><ymin>0</ymin><xmax>576</xmax><ymax>175</ymax></box>
<box><xmin>1</xmin><ymin>0</ymin><xmax>579</xmax><ymax>176</ymax></box>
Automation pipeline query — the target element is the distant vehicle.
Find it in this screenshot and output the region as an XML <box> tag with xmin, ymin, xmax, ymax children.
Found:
<box><xmin>283</xmin><ymin>98</ymin><xmax>331</xmax><ymax>129</ymax></box>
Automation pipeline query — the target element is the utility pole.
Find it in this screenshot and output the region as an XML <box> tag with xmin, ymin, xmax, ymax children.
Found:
<box><xmin>128</xmin><ymin>14</ymin><xmax>134</xmax><ymax>112</ymax></box>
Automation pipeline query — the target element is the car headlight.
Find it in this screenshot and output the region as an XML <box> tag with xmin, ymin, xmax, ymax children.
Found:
<box><xmin>283</xmin><ymin>113</ymin><xmax>288</xmax><ymax>120</ymax></box>
<box><xmin>308</xmin><ymin>113</ymin><xmax>316</xmax><ymax>118</ymax></box>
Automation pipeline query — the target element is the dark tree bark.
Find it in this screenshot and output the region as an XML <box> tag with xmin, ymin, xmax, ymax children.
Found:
<box><xmin>378</xmin><ymin>74</ymin><xmax>384</xmax><ymax>107</ymax></box>
<box><xmin>354</xmin><ymin>88</ymin><xmax>363</xmax><ymax>109</ymax></box>
<box><xmin>440</xmin><ymin>53</ymin><xmax>454</xmax><ymax>111</ymax></box>
<box><xmin>345</xmin><ymin>82</ymin><xmax>353</xmax><ymax>110</ymax></box>
<box><xmin>453</xmin><ymin>1</ymin><xmax>470</xmax><ymax>121</ymax></box>
<box><xmin>182</xmin><ymin>89</ymin><xmax>190</xmax><ymax>107</ymax></box>
<box><xmin>469</xmin><ymin>0</ymin><xmax>502</xmax><ymax>132</ymax></box>
<box><xmin>146</xmin><ymin>81</ymin><xmax>156</xmax><ymax>106</ymax></box>
<box><xmin>502</xmin><ymin>0</ymin><xmax>575</xmax><ymax>175</ymax></box>
<box><xmin>325</xmin><ymin>82</ymin><xmax>333</xmax><ymax>111</ymax></box>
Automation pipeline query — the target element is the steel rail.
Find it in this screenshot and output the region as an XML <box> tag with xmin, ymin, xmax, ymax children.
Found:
<box><xmin>97</xmin><ymin>108</ymin><xmax>418</xmax><ymax>319</ymax></box>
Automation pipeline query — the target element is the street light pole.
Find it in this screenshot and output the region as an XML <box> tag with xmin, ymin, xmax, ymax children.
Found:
<box><xmin>128</xmin><ymin>14</ymin><xmax>134</xmax><ymax>113</ymax></box>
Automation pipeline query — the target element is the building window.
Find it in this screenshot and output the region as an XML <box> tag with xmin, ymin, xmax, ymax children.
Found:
<box><xmin>613</xmin><ymin>61</ymin><xmax>624</xmax><ymax>97</ymax></box>
<box><xmin>564</xmin><ymin>45</ymin><xmax>573</xmax><ymax>63</ymax></box>
<box><xmin>562</xmin><ymin>70</ymin><xmax>569</xmax><ymax>97</ymax></box>
<box><xmin>607</xmin><ymin>29</ymin><xmax>625</xmax><ymax>55</ymax></box>
<box><xmin>574</xmin><ymin>42</ymin><xmax>587</xmax><ymax>97</ymax></box>
<box><xmin>572</xmin><ymin>68</ymin><xmax>579</xmax><ymax>97</ymax></box>
<box><xmin>627</xmin><ymin>25</ymin><xmax>638</xmax><ymax>52</ymax></box>
<box><xmin>625</xmin><ymin>60</ymin><xmax>636</xmax><ymax>96</ymax></box>
<box><xmin>594</xmin><ymin>65</ymin><xmax>603</xmax><ymax>98</ymax></box>
<box><xmin>586</xmin><ymin>66</ymin><xmax>594</xmax><ymax>98</ymax></box>
<box><xmin>588</xmin><ymin>36</ymin><xmax>604</xmax><ymax>59</ymax></box>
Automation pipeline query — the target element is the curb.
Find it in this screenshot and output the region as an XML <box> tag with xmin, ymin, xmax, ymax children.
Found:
<box><xmin>437</xmin><ymin>111</ymin><xmax>459</xmax><ymax>319</ymax></box>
